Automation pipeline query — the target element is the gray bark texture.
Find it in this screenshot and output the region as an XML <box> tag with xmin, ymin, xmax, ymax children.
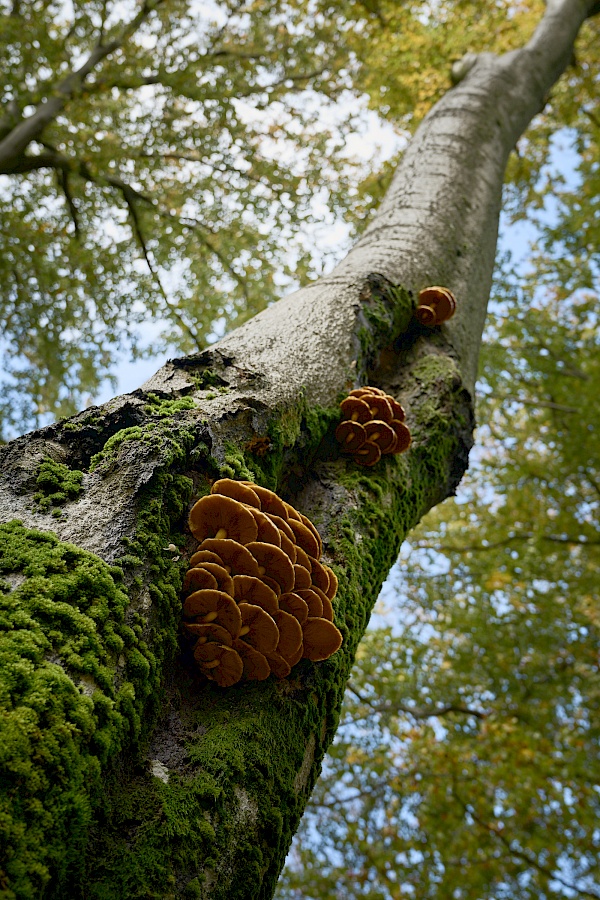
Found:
<box><xmin>0</xmin><ymin>1</ymin><xmax>596</xmax><ymax>898</ymax></box>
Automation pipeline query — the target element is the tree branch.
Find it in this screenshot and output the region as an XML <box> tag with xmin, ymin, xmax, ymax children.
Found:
<box><xmin>416</xmin><ymin>531</ymin><xmax>600</xmax><ymax>554</ymax></box>
<box><xmin>453</xmin><ymin>790</ymin><xmax>600</xmax><ymax>899</ymax></box>
<box><xmin>0</xmin><ymin>0</ymin><xmax>164</xmax><ymax>172</ymax></box>
<box><xmin>115</xmin><ymin>184</ymin><xmax>204</xmax><ymax>352</ymax></box>
<box><xmin>56</xmin><ymin>166</ymin><xmax>80</xmax><ymax>238</ymax></box>
<box><xmin>347</xmin><ymin>685</ymin><xmax>488</xmax><ymax>720</ymax></box>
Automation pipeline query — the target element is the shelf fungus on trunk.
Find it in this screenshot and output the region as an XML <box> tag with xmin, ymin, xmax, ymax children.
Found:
<box><xmin>415</xmin><ymin>285</ymin><xmax>457</xmax><ymax>326</ymax></box>
<box><xmin>335</xmin><ymin>386</ymin><xmax>412</xmax><ymax>466</ymax></box>
<box><xmin>181</xmin><ymin>479</ymin><xmax>343</xmax><ymax>686</ymax></box>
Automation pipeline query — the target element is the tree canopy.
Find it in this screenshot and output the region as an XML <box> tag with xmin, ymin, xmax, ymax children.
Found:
<box><xmin>2</xmin><ymin>0</ymin><xmax>590</xmax><ymax>439</ymax></box>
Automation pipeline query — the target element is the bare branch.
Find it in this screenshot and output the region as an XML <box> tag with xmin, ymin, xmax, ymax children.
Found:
<box><xmin>347</xmin><ymin>685</ymin><xmax>488</xmax><ymax>720</ymax></box>
<box><xmin>416</xmin><ymin>531</ymin><xmax>600</xmax><ymax>554</ymax></box>
<box><xmin>56</xmin><ymin>167</ymin><xmax>80</xmax><ymax>238</ymax></box>
<box><xmin>118</xmin><ymin>185</ymin><xmax>204</xmax><ymax>352</ymax></box>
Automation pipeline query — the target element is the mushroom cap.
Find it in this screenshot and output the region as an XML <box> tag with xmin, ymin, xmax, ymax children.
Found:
<box><xmin>307</xmin><ymin>556</ymin><xmax>330</xmax><ymax>594</ymax></box>
<box><xmin>302</xmin><ymin>618</ymin><xmax>343</xmax><ymax>661</ymax></box>
<box><xmin>335</xmin><ymin>420</ymin><xmax>367</xmax><ymax>452</ymax></box>
<box><xmin>292</xmin><ymin>564</ymin><xmax>312</xmax><ymax>591</ymax></box>
<box><xmin>182</xmin><ymin>566</ymin><xmax>218</xmax><ymax>596</ymax></box>
<box><xmin>388</xmin><ymin>398</ymin><xmax>406</xmax><ymax>422</ymax></box>
<box><xmin>287</xmin><ymin>643</ymin><xmax>304</xmax><ymax>668</ymax></box>
<box><xmin>185</xmin><ymin>622</ymin><xmax>233</xmax><ymax>646</ymax></box>
<box><xmin>364</xmin><ymin>420</ymin><xmax>396</xmax><ymax>453</ymax></box>
<box><xmin>261</xmin><ymin>575</ymin><xmax>282</xmax><ymax>597</ymax></box>
<box><xmin>353</xmin><ymin>441</ymin><xmax>382</xmax><ymax>467</ymax></box>
<box><xmin>245</xmin><ymin>542</ymin><xmax>295</xmax><ymax>593</ymax></box>
<box><xmin>232</xmin><ymin>639</ymin><xmax>271</xmax><ymax>681</ymax></box>
<box><xmin>266</xmin><ymin>514</ymin><xmax>296</xmax><ymax>543</ymax></box>
<box><xmin>294</xmin><ymin>545</ymin><xmax>312</xmax><ymax>572</ymax></box>
<box><xmin>278</xmin><ymin>592</ymin><xmax>309</xmax><ymax>624</ymax></box>
<box><xmin>233</xmin><ymin>575</ymin><xmax>279</xmax><ymax>615</ymax></box>
<box><xmin>322</xmin><ymin>565</ymin><xmax>338</xmax><ymax>600</ymax></box>
<box><xmin>282</xmin><ymin>501</ymin><xmax>302</xmax><ymax>523</ymax></box>
<box><xmin>339</xmin><ymin>396</ymin><xmax>371</xmax><ymax>423</ymax></box>
<box><xmin>320</xmin><ymin>592</ymin><xmax>334</xmax><ymax>622</ymax></box>
<box><xmin>348</xmin><ymin>387</ymin><xmax>380</xmax><ymax>399</ymax></box>
<box><xmin>389</xmin><ymin>420</ymin><xmax>412</xmax><ymax>454</ymax></box>
<box><xmin>241</xmin><ymin>483</ymin><xmax>289</xmax><ymax>519</ymax></box>
<box><xmin>415</xmin><ymin>304</ymin><xmax>437</xmax><ymax>326</ymax></box>
<box><xmin>238</xmin><ymin>603</ymin><xmax>280</xmax><ymax>654</ymax></box>
<box><xmin>364</xmin><ymin>395</ymin><xmax>393</xmax><ymax>423</ymax></box>
<box><xmin>182</xmin><ymin>589</ymin><xmax>242</xmax><ymax>639</ymax></box>
<box><xmin>272</xmin><ymin>609</ymin><xmax>303</xmax><ymax>659</ymax></box>
<box><xmin>417</xmin><ymin>286</ymin><xmax>456</xmax><ymax>324</ymax></box>
<box><xmin>194</xmin><ymin>642</ymin><xmax>243</xmax><ymax>687</ymax></box>
<box><xmin>294</xmin><ymin>588</ymin><xmax>323</xmax><ymax>618</ymax></box>
<box><xmin>264</xmin><ymin>650</ymin><xmax>291</xmax><ymax>679</ymax></box>
<box><xmin>189</xmin><ymin>494</ymin><xmax>258</xmax><ymax>544</ymax></box>
<box><xmin>189</xmin><ymin>549</ymin><xmax>224</xmax><ymax>567</ymax></box>
<box><xmin>248</xmin><ymin>509</ymin><xmax>282</xmax><ymax>547</ymax></box>
<box><xmin>358</xmin><ymin>386</ymin><xmax>386</xmax><ymax>396</ymax></box>
<box><xmin>266</xmin><ymin>514</ymin><xmax>298</xmax><ymax>560</ymax></box>
<box><xmin>287</xmin><ymin>519</ymin><xmax>320</xmax><ymax>560</ymax></box>
<box><xmin>192</xmin><ymin>561</ymin><xmax>234</xmax><ymax>596</ymax></box>
<box><xmin>299</xmin><ymin>513</ymin><xmax>323</xmax><ymax>558</ymax></box>
<box><xmin>199</xmin><ymin>539</ymin><xmax>261</xmax><ymax>577</ymax></box>
<box><xmin>211</xmin><ymin>478</ymin><xmax>262</xmax><ymax>509</ymax></box>
<box><xmin>275</xmin><ymin>528</ymin><xmax>297</xmax><ymax>564</ymax></box>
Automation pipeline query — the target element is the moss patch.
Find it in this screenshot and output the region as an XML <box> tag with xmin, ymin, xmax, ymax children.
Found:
<box><xmin>0</xmin><ymin>522</ymin><xmax>152</xmax><ymax>897</ymax></box>
<box><xmin>1</xmin><ymin>432</ymin><xmax>194</xmax><ymax>897</ymax></box>
<box><xmin>33</xmin><ymin>459</ymin><xmax>84</xmax><ymax>512</ymax></box>
<box><xmin>144</xmin><ymin>394</ymin><xmax>197</xmax><ymax>417</ymax></box>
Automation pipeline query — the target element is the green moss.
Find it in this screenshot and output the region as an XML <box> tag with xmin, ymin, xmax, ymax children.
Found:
<box><xmin>144</xmin><ymin>394</ymin><xmax>197</xmax><ymax>417</ymax></box>
<box><xmin>193</xmin><ymin>369</ymin><xmax>227</xmax><ymax>390</ymax></box>
<box><xmin>33</xmin><ymin>459</ymin><xmax>84</xmax><ymax>511</ymax></box>
<box><xmin>412</xmin><ymin>353</ymin><xmax>460</xmax><ymax>388</ymax></box>
<box><xmin>62</xmin><ymin>413</ymin><xmax>101</xmax><ymax>432</ymax></box>
<box><xmin>1</xmin><ymin>417</ymin><xmax>195</xmax><ymax>897</ymax></box>
<box><xmin>222</xmin><ymin>442</ymin><xmax>258</xmax><ymax>483</ymax></box>
<box><xmin>0</xmin><ymin>522</ymin><xmax>153</xmax><ymax>897</ymax></box>
<box><xmin>355</xmin><ymin>277</ymin><xmax>415</xmax><ymax>377</ymax></box>
<box><xmin>89</xmin><ymin>426</ymin><xmax>146</xmax><ymax>471</ymax></box>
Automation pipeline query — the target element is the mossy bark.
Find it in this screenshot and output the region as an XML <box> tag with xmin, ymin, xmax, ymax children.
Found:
<box><xmin>0</xmin><ymin>3</ymin><xmax>596</xmax><ymax>897</ymax></box>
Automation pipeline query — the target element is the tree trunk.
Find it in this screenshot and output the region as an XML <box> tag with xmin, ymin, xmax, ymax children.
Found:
<box><xmin>0</xmin><ymin>2</ymin><xmax>596</xmax><ymax>897</ymax></box>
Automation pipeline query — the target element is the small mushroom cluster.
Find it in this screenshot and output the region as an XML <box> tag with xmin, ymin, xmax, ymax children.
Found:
<box><xmin>182</xmin><ymin>479</ymin><xmax>343</xmax><ymax>687</ymax></box>
<box><xmin>335</xmin><ymin>387</ymin><xmax>411</xmax><ymax>467</ymax></box>
<box><xmin>416</xmin><ymin>286</ymin><xmax>457</xmax><ymax>326</ymax></box>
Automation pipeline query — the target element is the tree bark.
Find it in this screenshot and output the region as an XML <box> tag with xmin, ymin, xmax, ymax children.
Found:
<box><xmin>0</xmin><ymin>2</ymin><xmax>596</xmax><ymax>897</ymax></box>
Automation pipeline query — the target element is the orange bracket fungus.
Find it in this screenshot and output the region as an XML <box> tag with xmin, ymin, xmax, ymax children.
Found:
<box><xmin>415</xmin><ymin>285</ymin><xmax>457</xmax><ymax>326</ymax></box>
<box><xmin>335</xmin><ymin>386</ymin><xmax>412</xmax><ymax>467</ymax></box>
<box><xmin>182</xmin><ymin>480</ymin><xmax>343</xmax><ymax>686</ymax></box>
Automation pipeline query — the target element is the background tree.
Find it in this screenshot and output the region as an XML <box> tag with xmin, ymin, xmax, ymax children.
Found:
<box><xmin>276</xmin><ymin>263</ymin><xmax>600</xmax><ymax>899</ymax></box>
<box><xmin>0</xmin><ymin>1</ymin><xmax>598</xmax><ymax>898</ymax></box>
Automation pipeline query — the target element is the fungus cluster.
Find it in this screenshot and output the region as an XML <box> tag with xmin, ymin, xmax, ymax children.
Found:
<box><xmin>182</xmin><ymin>479</ymin><xmax>343</xmax><ymax>687</ymax></box>
<box><xmin>335</xmin><ymin>386</ymin><xmax>411</xmax><ymax>467</ymax></box>
<box><xmin>415</xmin><ymin>286</ymin><xmax>457</xmax><ymax>326</ymax></box>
